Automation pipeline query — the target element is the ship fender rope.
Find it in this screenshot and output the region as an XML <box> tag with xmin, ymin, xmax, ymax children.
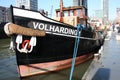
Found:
<box><xmin>4</xmin><ymin>23</ymin><xmax>46</xmax><ymax>37</ymax></box>
<box><xmin>69</xmin><ymin>25</ymin><xmax>81</xmax><ymax>80</ymax></box>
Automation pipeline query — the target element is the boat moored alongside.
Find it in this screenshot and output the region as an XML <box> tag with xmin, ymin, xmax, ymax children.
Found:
<box><xmin>0</xmin><ymin>0</ymin><xmax>104</xmax><ymax>78</ymax></box>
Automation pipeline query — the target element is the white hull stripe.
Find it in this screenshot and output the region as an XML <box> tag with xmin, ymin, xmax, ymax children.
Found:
<box><xmin>13</xmin><ymin>8</ymin><xmax>62</xmax><ymax>24</ymax></box>
<box><xmin>46</xmin><ymin>32</ymin><xmax>98</xmax><ymax>40</ymax></box>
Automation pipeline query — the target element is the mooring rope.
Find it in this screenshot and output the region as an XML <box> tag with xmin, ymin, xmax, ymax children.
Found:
<box><xmin>69</xmin><ymin>25</ymin><xmax>81</xmax><ymax>80</ymax></box>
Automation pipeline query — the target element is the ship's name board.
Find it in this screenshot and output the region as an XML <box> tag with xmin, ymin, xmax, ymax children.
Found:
<box><xmin>32</xmin><ymin>22</ymin><xmax>78</xmax><ymax>36</ymax></box>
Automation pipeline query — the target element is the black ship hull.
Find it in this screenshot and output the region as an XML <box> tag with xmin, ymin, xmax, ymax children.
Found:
<box><xmin>10</xmin><ymin>6</ymin><xmax>102</xmax><ymax>77</ymax></box>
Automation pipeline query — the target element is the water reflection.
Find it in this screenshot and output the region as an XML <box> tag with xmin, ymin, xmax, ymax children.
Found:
<box><xmin>0</xmin><ymin>39</ymin><xmax>11</xmax><ymax>59</ymax></box>
<box><xmin>0</xmin><ymin>39</ymin><xmax>20</xmax><ymax>80</ymax></box>
<box><xmin>92</xmin><ymin>68</ymin><xmax>110</xmax><ymax>80</ymax></box>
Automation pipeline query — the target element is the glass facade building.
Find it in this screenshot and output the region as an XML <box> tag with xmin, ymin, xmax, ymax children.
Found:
<box><xmin>103</xmin><ymin>0</ymin><xmax>109</xmax><ymax>24</ymax></box>
<box><xmin>73</xmin><ymin>0</ymin><xmax>87</xmax><ymax>8</ymax></box>
<box><xmin>73</xmin><ymin>0</ymin><xmax>88</xmax><ymax>17</ymax></box>
<box><xmin>0</xmin><ymin>6</ymin><xmax>6</xmax><ymax>23</ymax></box>
<box><xmin>16</xmin><ymin>0</ymin><xmax>38</xmax><ymax>11</ymax></box>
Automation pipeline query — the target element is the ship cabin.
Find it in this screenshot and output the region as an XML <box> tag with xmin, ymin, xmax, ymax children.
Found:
<box><xmin>55</xmin><ymin>6</ymin><xmax>88</xmax><ymax>28</ymax></box>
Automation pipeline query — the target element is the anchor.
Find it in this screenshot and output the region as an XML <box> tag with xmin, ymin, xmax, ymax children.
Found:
<box><xmin>16</xmin><ymin>34</ymin><xmax>36</xmax><ymax>53</ymax></box>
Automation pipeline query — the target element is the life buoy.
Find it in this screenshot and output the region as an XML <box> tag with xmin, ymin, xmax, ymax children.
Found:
<box><xmin>22</xmin><ymin>40</ymin><xmax>31</xmax><ymax>49</ymax></box>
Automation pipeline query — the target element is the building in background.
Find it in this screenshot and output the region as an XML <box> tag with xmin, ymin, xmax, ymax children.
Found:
<box><xmin>94</xmin><ymin>10</ymin><xmax>103</xmax><ymax>19</ymax></box>
<box><xmin>0</xmin><ymin>6</ymin><xmax>11</xmax><ymax>23</ymax></box>
<box><xmin>6</xmin><ymin>8</ymin><xmax>12</xmax><ymax>22</ymax></box>
<box><xmin>73</xmin><ymin>0</ymin><xmax>87</xmax><ymax>16</ymax></box>
<box><xmin>116</xmin><ymin>8</ymin><xmax>120</xmax><ymax>18</ymax></box>
<box><xmin>73</xmin><ymin>0</ymin><xmax>87</xmax><ymax>8</ymax></box>
<box><xmin>90</xmin><ymin>0</ymin><xmax>109</xmax><ymax>27</ymax></box>
<box><xmin>114</xmin><ymin>8</ymin><xmax>120</xmax><ymax>24</ymax></box>
<box><xmin>16</xmin><ymin>0</ymin><xmax>38</xmax><ymax>11</ymax></box>
<box><xmin>0</xmin><ymin>6</ymin><xmax>6</xmax><ymax>23</ymax></box>
<box><xmin>90</xmin><ymin>9</ymin><xmax>103</xmax><ymax>27</ymax></box>
<box><xmin>103</xmin><ymin>0</ymin><xmax>109</xmax><ymax>25</ymax></box>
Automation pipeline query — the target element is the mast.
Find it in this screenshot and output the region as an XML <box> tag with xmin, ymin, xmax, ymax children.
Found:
<box><xmin>60</xmin><ymin>0</ymin><xmax>64</xmax><ymax>22</ymax></box>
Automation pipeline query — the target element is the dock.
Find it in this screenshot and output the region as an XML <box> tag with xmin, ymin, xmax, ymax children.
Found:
<box><xmin>82</xmin><ymin>31</ymin><xmax>120</xmax><ymax>80</ymax></box>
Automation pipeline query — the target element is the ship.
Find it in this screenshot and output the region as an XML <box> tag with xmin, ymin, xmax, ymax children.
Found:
<box><xmin>0</xmin><ymin>0</ymin><xmax>104</xmax><ymax>78</ymax></box>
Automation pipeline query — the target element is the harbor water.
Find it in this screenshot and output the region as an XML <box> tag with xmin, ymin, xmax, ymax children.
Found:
<box><xmin>0</xmin><ymin>38</ymin><xmax>19</xmax><ymax>80</ymax></box>
<box><xmin>0</xmin><ymin>38</ymin><xmax>92</xmax><ymax>80</ymax></box>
